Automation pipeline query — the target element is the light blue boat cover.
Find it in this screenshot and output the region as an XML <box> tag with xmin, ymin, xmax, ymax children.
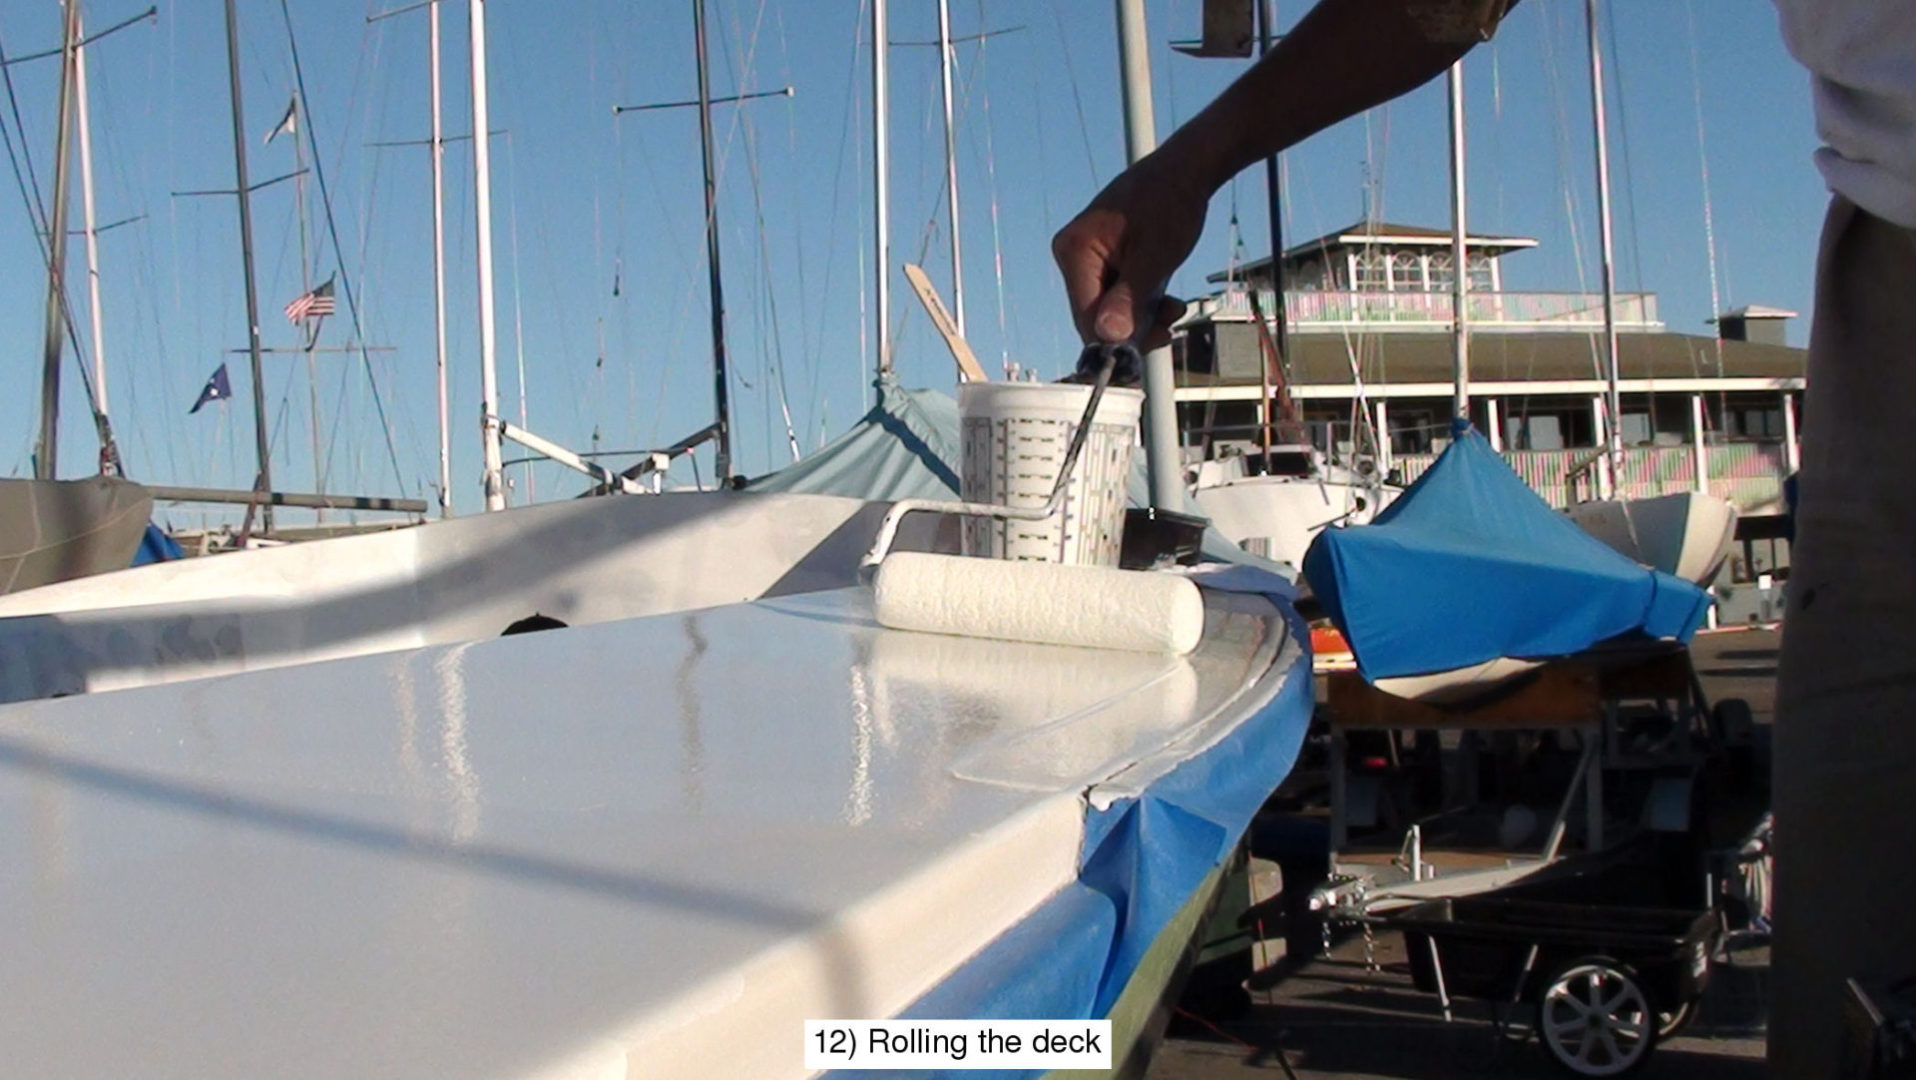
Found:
<box><xmin>748</xmin><ymin>378</ymin><xmax>964</xmax><ymax>502</ymax></box>
<box><xmin>750</xmin><ymin>376</ymin><xmax>1272</xmax><ymax>570</ymax></box>
<box><xmin>1302</xmin><ymin>426</ymin><xmax>1710</xmax><ymax>682</ymax></box>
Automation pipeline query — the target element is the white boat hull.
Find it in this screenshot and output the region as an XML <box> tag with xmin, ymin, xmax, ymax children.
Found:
<box><xmin>0</xmin><ymin>491</ymin><xmax>903</xmax><ymax>703</ymax></box>
<box><xmin>1567</xmin><ymin>491</ymin><xmax>1739</xmax><ymax>585</ymax></box>
<box><xmin>1191</xmin><ymin>474</ymin><xmax>1391</xmax><ymax>572</ymax></box>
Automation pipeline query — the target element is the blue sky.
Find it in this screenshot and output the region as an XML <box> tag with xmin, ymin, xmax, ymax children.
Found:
<box><xmin>0</xmin><ymin>1</ymin><xmax>1824</xmax><ymax>519</ymax></box>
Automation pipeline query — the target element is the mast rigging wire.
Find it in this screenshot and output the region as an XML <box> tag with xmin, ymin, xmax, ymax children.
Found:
<box><xmin>972</xmin><ymin>0</ymin><xmax>1012</xmax><ymax>377</ymax></box>
<box><xmin>1683</xmin><ymin>0</ymin><xmax>1725</xmax><ymax>377</ymax></box>
<box><xmin>0</xmin><ymin>16</ymin><xmax>125</xmax><ymax>473</ymax></box>
<box><xmin>276</xmin><ymin>0</ymin><xmax>409</xmax><ymax>497</ymax></box>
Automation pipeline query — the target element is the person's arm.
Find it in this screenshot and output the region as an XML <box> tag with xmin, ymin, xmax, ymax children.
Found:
<box><xmin>1054</xmin><ymin>0</ymin><xmax>1518</xmax><ymax>347</ymax></box>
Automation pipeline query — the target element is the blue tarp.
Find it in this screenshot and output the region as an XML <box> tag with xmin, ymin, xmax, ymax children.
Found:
<box><xmin>131</xmin><ymin>524</ymin><xmax>183</xmax><ymax>566</ymax></box>
<box><xmin>1302</xmin><ymin>427</ymin><xmax>1710</xmax><ymax>682</ymax></box>
<box><xmin>829</xmin><ymin>602</ymin><xmax>1314</xmax><ymax>1080</ymax></box>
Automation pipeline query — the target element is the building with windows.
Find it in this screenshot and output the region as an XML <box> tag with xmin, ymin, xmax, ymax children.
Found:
<box><xmin>1172</xmin><ymin>222</ymin><xmax>1804</xmax><ymax>538</ymax></box>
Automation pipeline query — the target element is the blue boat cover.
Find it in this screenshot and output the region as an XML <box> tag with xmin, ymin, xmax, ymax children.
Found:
<box><xmin>749</xmin><ymin>375</ymin><xmax>1282</xmax><ymax>571</ymax></box>
<box><xmin>131</xmin><ymin>523</ymin><xmax>184</xmax><ymax>566</ymax></box>
<box><xmin>1302</xmin><ymin>427</ymin><xmax>1710</xmax><ymax>682</ymax></box>
<box><xmin>747</xmin><ymin>378</ymin><xmax>964</xmax><ymax>502</ymax></box>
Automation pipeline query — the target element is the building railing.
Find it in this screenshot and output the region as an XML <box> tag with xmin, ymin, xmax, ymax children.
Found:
<box><xmin>1203</xmin><ymin>288</ymin><xmax>1663</xmax><ymax>332</ymax></box>
<box><xmin>1386</xmin><ymin>439</ymin><xmax>1788</xmax><ymax>513</ymax></box>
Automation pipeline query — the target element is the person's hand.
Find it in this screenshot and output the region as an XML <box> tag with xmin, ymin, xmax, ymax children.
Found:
<box><xmin>1052</xmin><ymin>154</ymin><xmax>1207</xmax><ymax>349</ymax></box>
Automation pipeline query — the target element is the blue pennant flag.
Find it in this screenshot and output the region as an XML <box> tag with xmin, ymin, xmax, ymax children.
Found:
<box><xmin>189</xmin><ymin>363</ymin><xmax>232</xmax><ymax>414</ymax></box>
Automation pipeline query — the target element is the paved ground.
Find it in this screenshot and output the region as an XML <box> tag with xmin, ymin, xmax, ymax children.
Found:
<box><xmin>1147</xmin><ymin>627</ymin><xmax>1779</xmax><ymax>1079</ymax></box>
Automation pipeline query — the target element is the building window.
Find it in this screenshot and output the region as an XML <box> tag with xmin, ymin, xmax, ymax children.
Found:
<box><xmin>1427</xmin><ymin>253</ymin><xmax>1455</xmax><ymax>292</ymax></box>
<box><xmin>1620</xmin><ymin>412</ymin><xmax>1653</xmax><ymax>447</ymax></box>
<box><xmin>1388</xmin><ymin>407</ymin><xmax>1440</xmax><ymax>454</ymax></box>
<box><xmin>1390</xmin><ymin>252</ymin><xmax>1425</xmax><ymax>292</ymax></box>
<box><xmin>1354</xmin><ymin>252</ymin><xmax>1388</xmax><ymax>291</ymax></box>
<box><xmin>1507</xmin><ymin>405</ymin><xmax>1598</xmax><ymax>451</ymax></box>
<box><xmin>1291</xmin><ymin>259</ymin><xmax>1324</xmax><ymax>291</ymax></box>
<box><xmin>1466</xmin><ymin>253</ymin><xmax>1495</xmax><ymax>293</ymax></box>
<box><xmin>1726</xmin><ymin>404</ymin><xmax>1785</xmax><ymax>439</ymax></box>
<box><xmin>1512</xmin><ymin>414</ymin><xmax>1564</xmax><ymax>451</ymax></box>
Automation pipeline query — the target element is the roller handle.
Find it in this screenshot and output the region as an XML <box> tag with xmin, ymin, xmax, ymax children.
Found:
<box><xmin>1045</xmin><ymin>343</ymin><xmax>1132</xmax><ymax>509</ymax></box>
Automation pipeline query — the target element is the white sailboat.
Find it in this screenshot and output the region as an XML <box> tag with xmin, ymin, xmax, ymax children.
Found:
<box><xmin>1181</xmin><ymin>7</ymin><xmax>1393</xmax><ymax>574</ymax></box>
<box><xmin>1567</xmin><ymin>490</ymin><xmax>1739</xmax><ymax>585</ymax></box>
<box><xmin>1563</xmin><ymin>0</ymin><xmax>1738</xmax><ymax>587</ymax></box>
<box><xmin>1189</xmin><ymin>447</ymin><xmax>1387</xmax><ymax>570</ymax></box>
<box><xmin>1</xmin><ymin>0</ymin><xmax>152</xmax><ymax>596</ymax></box>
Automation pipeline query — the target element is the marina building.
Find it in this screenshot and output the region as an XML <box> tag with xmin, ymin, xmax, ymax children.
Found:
<box><xmin>1171</xmin><ymin>222</ymin><xmax>1803</xmax><ymax>575</ymax></box>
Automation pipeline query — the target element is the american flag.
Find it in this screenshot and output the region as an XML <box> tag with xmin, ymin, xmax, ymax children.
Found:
<box><xmin>283</xmin><ymin>277</ymin><xmax>337</xmax><ymax>323</ymax></box>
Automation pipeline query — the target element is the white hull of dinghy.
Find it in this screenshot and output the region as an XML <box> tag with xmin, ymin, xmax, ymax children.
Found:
<box><xmin>1372</xmin><ymin>657</ymin><xmax>1547</xmax><ymax>705</ymax></box>
<box><xmin>1191</xmin><ymin>473</ymin><xmax>1391</xmax><ymax>572</ymax></box>
<box><xmin>1567</xmin><ymin>491</ymin><xmax>1739</xmax><ymax>585</ymax></box>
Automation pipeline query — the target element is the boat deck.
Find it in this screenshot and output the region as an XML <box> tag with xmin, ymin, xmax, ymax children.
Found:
<box><xmin>0</xmin><ymin>583</ymin><xmax>1302</xmax><ymax>1079</ymax></box>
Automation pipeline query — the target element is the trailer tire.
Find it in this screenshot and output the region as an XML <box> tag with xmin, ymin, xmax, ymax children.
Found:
<box><xmin>1538</xmin><ymin>956</ymin><xmax>1657</xmax><ymax>1077</ymax></box>
<box><xmin>1655</xmin><ymin>998</ymin><xmax>1696</xmax><ymax>1039</ymax></box>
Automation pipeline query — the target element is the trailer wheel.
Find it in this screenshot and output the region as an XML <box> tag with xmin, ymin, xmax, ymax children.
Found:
<box><xmin>1538</xmin><ymin>957</ymin><xmax>1657</xmax><ymax>1076</ymax></box>
<box><xmin>1656</xmin><ymin>999</ymin><xmax>1697</xmax><ymax>1039</ymax></box>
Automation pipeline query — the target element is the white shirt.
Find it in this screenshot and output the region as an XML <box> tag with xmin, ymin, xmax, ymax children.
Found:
<box><xmin>1774</xmin><ymin>0</ymin><xmax>1916</xmax><ymax>228</ymax></box>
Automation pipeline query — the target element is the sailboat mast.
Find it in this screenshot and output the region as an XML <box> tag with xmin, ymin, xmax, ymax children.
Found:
<box><xmin>429</xmin><ymin>0</ymin><xmax>451</xmax><ymax>517</ymax></box>
<box><xmin>75</xmin><ymin>9</ymin><xmax>108</xmax><ymax>421</ymax></box>
<box><xmin>692</xmin><ymin>0</ymin><xmax>733</xmax><ymax>484</ymax></box>
<box><xmin>468</xmin><ymin>0</ymin><xmax>505</xmax><ymax>511</ymax></box>
<box><xmin>1585</xmin><ymin>0</ymin><xmax>1621</xmax><ymax>492</ymax></box>
<box><xmin>872</xmin><ymin>0</ymin><xmax>892</xmax><ymax>379</ymax></box>
<box><xmin>1113</xmin><ymin>0</ymin><xmax>1185</xmax><ymax>512</ymax></box>
<box><xmin>1255</xmin><ymin>0</ymin><xmax>1285</xmax><ymax>459</ymax></box>
<box><xmin>935</xmin><ymin>0</ymin><xmax>964</xmax><ymax>336</ymax></box>
<box><xmin>221</xmin><ymin>0</ymin><xmax>274</xmax><ymax>529</ymax></box>
<box><xmin>1255</xmin><ymin>0</ymin><xmax>1286</xmax><ymax>368</ymax></box>
<box><xmin>1447</xmin><ymin>61</ymin><xmax>1470</xmax><ymax>424</ymax></box>
<box><xmin>35</xmin><ymin>0</ymin><xmax>81</xmax><ymax>481</ymax></box>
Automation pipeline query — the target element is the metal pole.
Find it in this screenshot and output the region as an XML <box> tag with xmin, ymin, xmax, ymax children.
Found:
<box><xmin>468</xmin><ymin>0</ymin><xmax>505</xmax><ymax>510</ymax></box>
<box><xmin>430</xmin><ymin>0</ymin><xmax>451</xmax><ymax>516</ymax></box>
<box><xmin>1256</xmin><ymin>0</ymin><xmax>1286</xmax><ymax>371</ymax></box>
<box><xmin>1586</xmin><ymin>0</ymin><xmax>1621</xmax><ymax>496</ymax></box>
<box><xmin>35</xmin><ymin>0</ymin><xmax>81</xmax><ymax>480</ymax></box>
<box><xmin>692</xmin><ymin>0</ymin><xmax>732</xmax><ymax>484</ymax></box>
<box><xmin>291</xmin><ymin>96</ymin><xmax>327</xmax><ymax>523</ymax></box>
<box><xmin>872</xmin><ymin>0</ymin><xmax>893</xmax><ymax>379</ymax></box>
<box><xmin>74</xmin><ymin>9</ymin><xmax>108</xmax><ymax>420</ymax></box>
<box><xmin>1113</xmin><ymin>0</ymin><xmax>1185</xmax><ymax>512</ymax></box>
<box><xmin>935</xmin><ymin>0</ymin><xmax>965</xmax><ymax>337</ymax></box>
<box><xmin>1782</xmin><ymin>389</ymin><xmax>1799</xmax><ymax>474</ymax></box>
<box><xmin>1447</xmin><ymin>61</ymin><xmax>1470</xmax><ymax>425</ymax></box>
<box><xmin>1691</xmin><ymin>393</ymin><xmax>1708</xmax><ymax>495</ymax></box>
<box><xmin>221</xmin><ymin>0</ymin><xmax>274</xmax><ymax>529</ymax></box>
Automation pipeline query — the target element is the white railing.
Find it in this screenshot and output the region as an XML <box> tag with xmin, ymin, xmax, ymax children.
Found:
<box><xmin>1386</xmin><ymin>439</ymin><xmax>1787</xmax><ymax>512</ymax></box>
<box><xmin>1203</xmin><ymin>289</ymin><xmax>1662</xmax><ymax>332</ymax></box>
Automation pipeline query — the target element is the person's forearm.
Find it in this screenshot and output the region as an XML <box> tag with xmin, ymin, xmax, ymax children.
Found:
<box><xmin>1158</xmin><ymin>0</ymin><xmax>1517</xmax><ymax>197</ymax></box>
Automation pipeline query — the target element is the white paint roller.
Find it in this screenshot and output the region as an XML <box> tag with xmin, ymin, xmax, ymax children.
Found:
<box><xmin>873</xmin><ymin>552</ymin><xmax>1205</xmax><ymax>655</ymax></box>
<box><xmin>861</xmin><ymin>343</ymin><xmax>1206</xmax><ymax>656</ymax></box>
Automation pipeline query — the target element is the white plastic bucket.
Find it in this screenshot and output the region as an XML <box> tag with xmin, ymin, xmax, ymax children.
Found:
<box><xmin>958</xmin><ymin>381</ymin><xmax>1142</xmax><ymax>565</ymax></box>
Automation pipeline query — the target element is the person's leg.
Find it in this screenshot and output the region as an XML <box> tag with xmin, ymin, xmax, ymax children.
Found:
<box><xmin>1771</xmin><ymin>196</ymin><xmax>1916</xmax><ymax>1076</ymax></box>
